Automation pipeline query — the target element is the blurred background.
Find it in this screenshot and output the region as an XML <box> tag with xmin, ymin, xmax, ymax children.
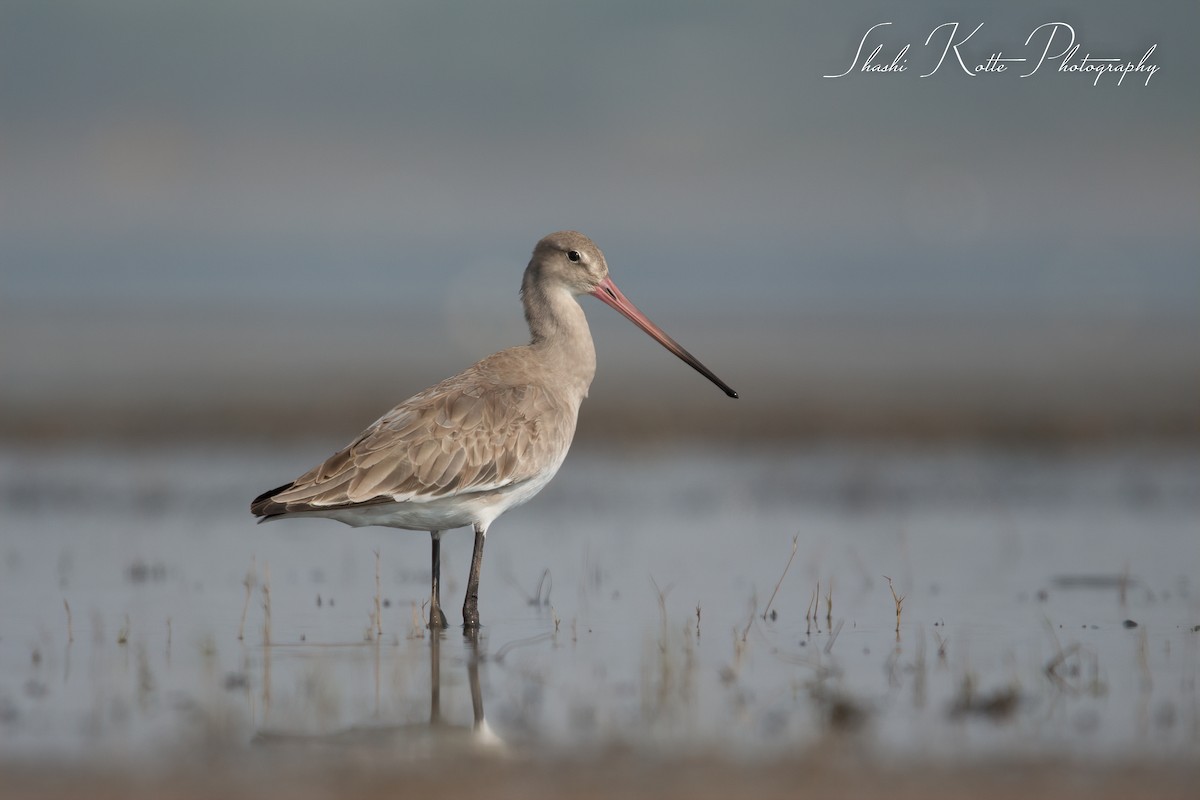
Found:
<box><xmin>2</xmin><ymin>4</ymin><xmax>1199</xmax><ymax>784</ymax></box>
<box><xmin>2</xmin><ymin>0</ymin><xmax>1197</xmax><ymax>443</ymax></box>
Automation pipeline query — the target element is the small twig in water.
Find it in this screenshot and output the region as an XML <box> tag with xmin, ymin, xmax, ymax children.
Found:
<box><xmin>695</xmin><ymin>603</ymin><xmax>702</xmax><ymax>638</ymax></box>
<box><xmin>63</xmin><ymin>599</ymin><xmax>74</xmax><ymax>643</ymax></box>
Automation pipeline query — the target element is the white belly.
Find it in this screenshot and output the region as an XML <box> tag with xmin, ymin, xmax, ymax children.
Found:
<box><xmin>289</xmin><ymin>454</ymin><xmax>566</xmax><ymax>533</ymax></box>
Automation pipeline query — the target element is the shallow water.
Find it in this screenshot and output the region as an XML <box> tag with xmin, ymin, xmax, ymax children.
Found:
<box><xmin>1</xmin><ymin>442</ymin><xmax>1197</xmax><ymax>764</ymax></box>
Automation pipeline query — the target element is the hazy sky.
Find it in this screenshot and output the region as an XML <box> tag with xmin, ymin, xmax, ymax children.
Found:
<box><xmin>1</xmin><ymin>1</ymin><xmax>1197</xmax><ymax>316</ymax></box>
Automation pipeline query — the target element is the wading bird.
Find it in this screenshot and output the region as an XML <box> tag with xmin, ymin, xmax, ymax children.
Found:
<box><xmin>251</xmin><ymin>231</ymin><xmax>736</xmax><ymax>628</ymax></box>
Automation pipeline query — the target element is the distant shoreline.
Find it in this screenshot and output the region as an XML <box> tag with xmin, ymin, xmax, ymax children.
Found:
<box><xmin>4</xmin><ymin>304</ymin><xmax>1197</xmax><ymax>444</ymax></box>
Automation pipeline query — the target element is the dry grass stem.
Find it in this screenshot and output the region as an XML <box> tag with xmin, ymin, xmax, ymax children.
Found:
<box><xmin>914</xmin><ymin>626</ymin><xmax>927</xmax><ymax>708</ymax></box>
<box><xmin>1044</xmin><ymin>636</ymin><xmax>1105</xmax><ymax>696</ymax></box>
<box><xmin>503</xmin><ymin>566</ymin><xmax>553</xmax><ymax>607</ymax></box>
<box><xmin>824</xmin><ymin>618</ymin><xmax>844</xmax><ymax>655</ymax></box>
<box><xmin>117</xmin><ymin>614</ymin><xmax>130</xmax><ymax>645</ymax></box>
<box><xmin>1137</xmin><ymin>627</ymin><xmax>1152</xmax><ymax>691</ymax></box>
<box><xmin>762</xmin><ymin>534</ymin><xmax>799</xmax><ymax>621</ymax></box>
<box><xmin>825</xmin><ymin>579</ymin><xmax>833</xmax><ymax>628</ymax></box>
<box><xmin>934</xmin><ymin>629</ymin><xmax>949</xmax><ymax>662</ymax></box>
<box><xmin>493</xmin><ymin>632</ymin><xmax>554</xmax><ymax>662</ymax></box>
<box><xmin>261</xmin><ymin>562</ymin><xmax>272</xmax><ymax>647</ymax></box>
<box><xmin>650</xmin><ymin>576</ymin><xmax>673</xmax><ymax>634</ymax></box>
<box><xmin>238</xmin><ymin>556</ymin><xmax>257</xmax><ymax>641</ymax></box>
<box><xmin>535</xmin><ymin>568</ymin><xmax>552</xmax><ymax>607</ymax></box>
<box><xmin>885</xmin><ymin>575</ymin><xmax>905</xmax><ymax>633</ymax></box>
<box><xmin>409</xmin><ymin>601</ymin><xmax>425</xmax><ymax>639</ymax></box>
<box><xmin>374</xmin><ymin>550</ymin><xmax>383</xmax><ymax>638</ymax></box>
<box><xmin>949</xmin><ymin>675</ymin><xmax>1020</xmax><ymax>720</ymax></box>
<box><xmin>63</xmin><ymin>599</ymin><xmax>73</xmax><ymax>643</ymax></box>
<box><xmin>740</xmin><ymin>593</ymin><xmax>757</xmax><ymax>643</ymax></box>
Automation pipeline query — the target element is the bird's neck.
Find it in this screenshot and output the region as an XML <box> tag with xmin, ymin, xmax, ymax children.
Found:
<box><xmin>523</xmin><ymin>281</ymin><xmax>597</xmax><ymax>396</ymax></box>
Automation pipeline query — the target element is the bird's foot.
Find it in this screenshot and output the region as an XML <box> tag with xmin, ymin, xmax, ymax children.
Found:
<box><xmin>428</xmin><ymin>604</ymin><xmax>449</xmax><ymax>630</ymax></box>
<box><xmin>462</xmin><ymin>602</ymin><xmax>481</xmax><ymax>631</ymax></box>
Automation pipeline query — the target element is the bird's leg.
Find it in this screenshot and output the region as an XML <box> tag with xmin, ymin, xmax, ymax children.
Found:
<box><xmin>462</xmin><ymin>523</ymin><xmax>487</xmax><ymax>629</ymax></box>
<box><xmin>428</xmin><ymin>531</ymin><xmax>449</xmax><ymax>630</ymax></box>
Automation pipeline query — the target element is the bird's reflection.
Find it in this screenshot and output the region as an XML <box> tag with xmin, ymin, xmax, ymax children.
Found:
<box><xmin>254</xmin><ymin>631</ymin><xmax>503</xmax><ymax>758</ymax></box>
<box><xmin>428</xmin><ymin>632</ymin><xmax>497</xmax><ymax>746</ymax></box>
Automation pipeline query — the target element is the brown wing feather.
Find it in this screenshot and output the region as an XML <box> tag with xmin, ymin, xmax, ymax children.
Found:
<box><xmin>254</xmin><ymin>357</ymin><xmax>574</xmax><ymax>517</ymax></box>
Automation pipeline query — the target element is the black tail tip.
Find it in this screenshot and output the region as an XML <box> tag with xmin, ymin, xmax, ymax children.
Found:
<box><xmin>251</xmin><ymin>481</ymin><xmax>294</xmax><ymax>517</ymax></box>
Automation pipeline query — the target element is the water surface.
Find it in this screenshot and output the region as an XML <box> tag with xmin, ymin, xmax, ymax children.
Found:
<box><xmin>1</xmin><ymin>442</ymin><xmax>1197</xmax><ymax>764</ymax></box>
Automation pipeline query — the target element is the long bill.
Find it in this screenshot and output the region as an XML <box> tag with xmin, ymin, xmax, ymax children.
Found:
<box><xmin>590</xmin><ymin>276</ymin><xmax>738</xmax><ymax>398</ymax></box>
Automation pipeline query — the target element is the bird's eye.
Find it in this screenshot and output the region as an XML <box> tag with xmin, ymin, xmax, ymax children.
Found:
<box><xmin>567</xmin><ymin>250</ymin><xmax>582</xmax><ymax>263</ymax></box>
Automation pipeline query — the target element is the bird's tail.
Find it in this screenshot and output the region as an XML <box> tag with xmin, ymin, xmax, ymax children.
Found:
<box><xmin>250</xmin><ymin>482</ymin><xmax>296</xmax><ymax>522</ymax></box>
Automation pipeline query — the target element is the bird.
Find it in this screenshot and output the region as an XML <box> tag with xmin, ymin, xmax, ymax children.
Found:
<box><xmin>251</xmin><ymin>231</ymin><xmax>737</xmax><ymax>629</ymax></box>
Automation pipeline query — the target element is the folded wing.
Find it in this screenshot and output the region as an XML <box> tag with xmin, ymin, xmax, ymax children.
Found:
<box><xmin>251</xmin><ymin>375</ymin><xmax>571</xmax><ymax>518</ymax></box>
